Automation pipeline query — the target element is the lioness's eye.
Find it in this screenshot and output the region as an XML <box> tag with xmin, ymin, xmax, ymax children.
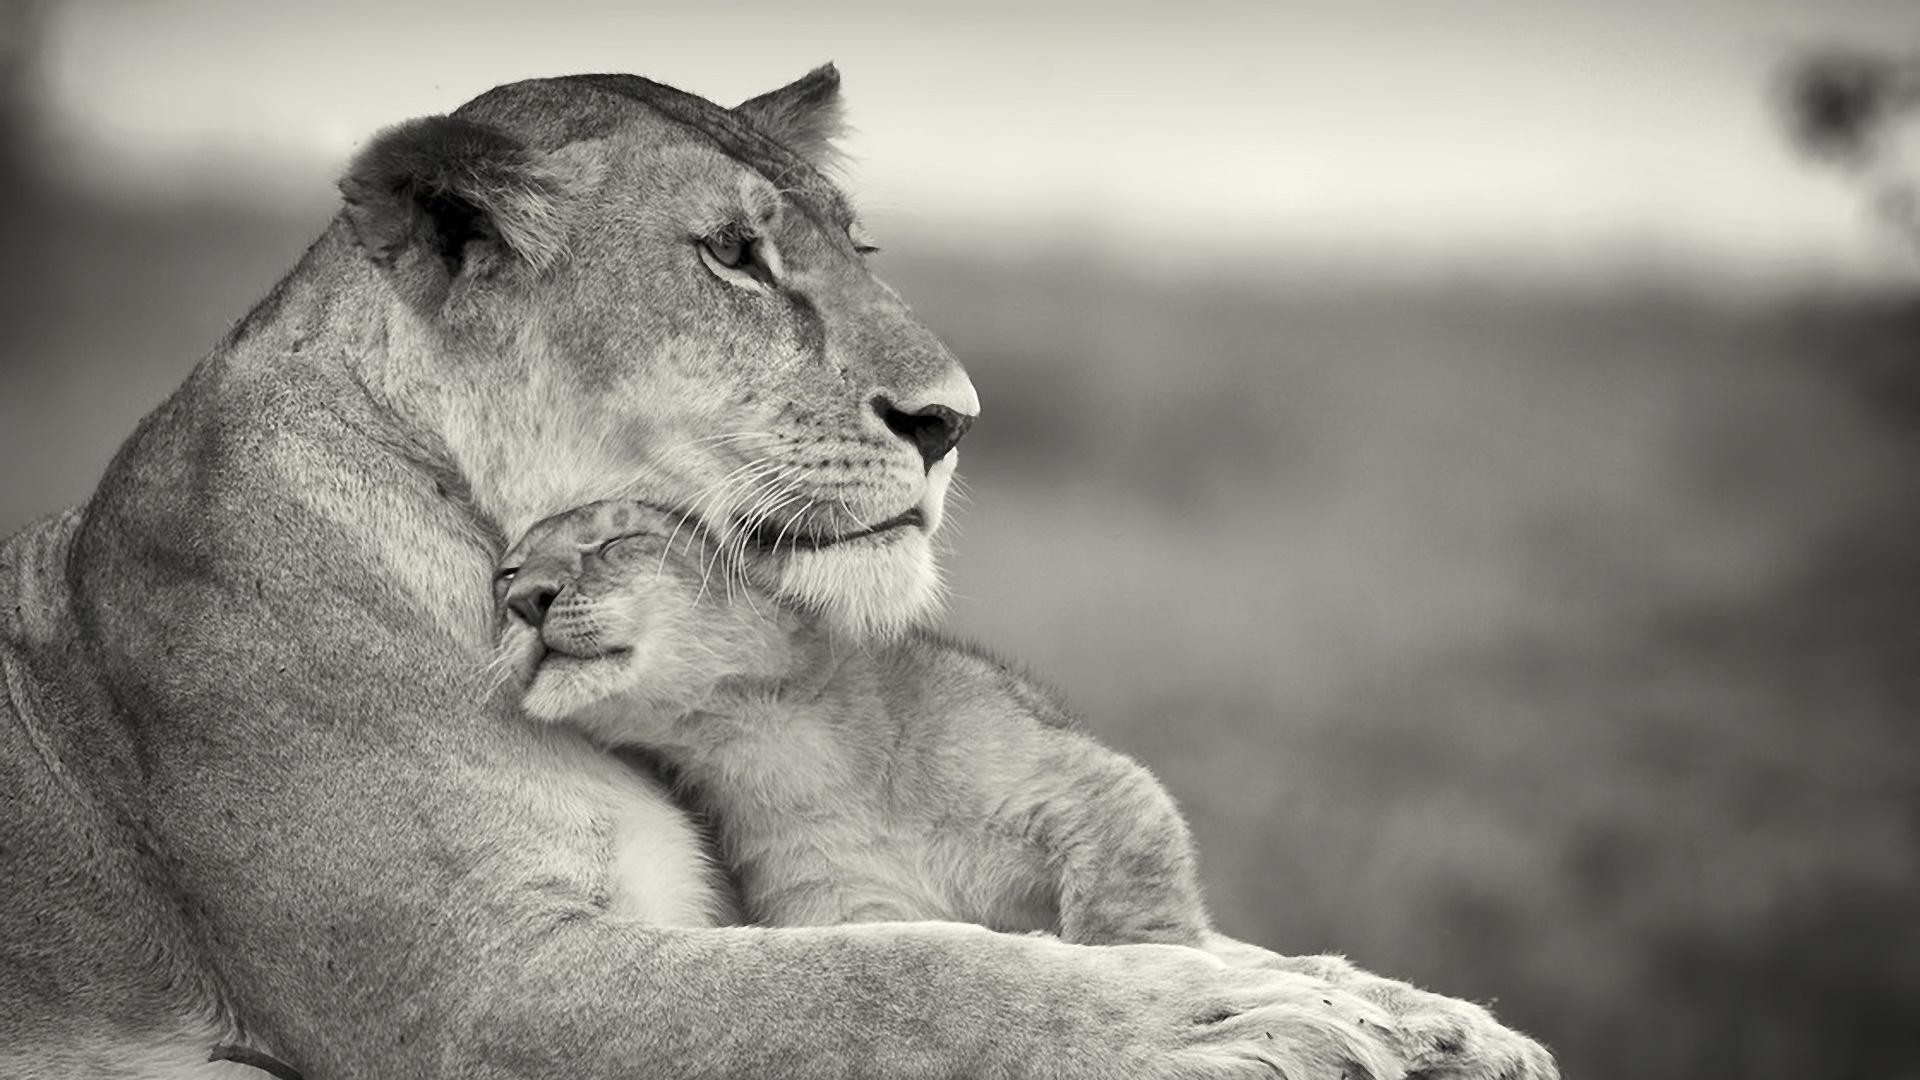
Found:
<box><xmin>702</xmin><ymin>231</ymin><xmax>746</xmax><ymax>269</ymax></box>
<box><xmin>496</xmin><ymin>566</ymin><xmax>519</xmax><ymax>582</ymax></box>
<box><xmin>697</xmin><ymin>225</ymin><xmax>777</xmax><ymax>289</ymax></box>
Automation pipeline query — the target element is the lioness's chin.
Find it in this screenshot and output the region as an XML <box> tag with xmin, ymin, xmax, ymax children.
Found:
<box><xmin>774</xmin><ymin>526</ymin><xmax>943</xmax><ymax>643</ymax></box>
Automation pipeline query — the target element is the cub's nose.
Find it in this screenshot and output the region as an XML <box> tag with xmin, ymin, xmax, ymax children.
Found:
<box><xmin>873</xmin><ymin>397</ymin><xmax>976</xmax><ymax>470</ymax></box>
<box><xmin>505</xmin><ymin>578</ymin><xmax>560</xmax><ymax>628</ymax></box>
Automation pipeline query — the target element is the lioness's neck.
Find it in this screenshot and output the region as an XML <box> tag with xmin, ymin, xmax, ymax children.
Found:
<box><xmin>74</xmin><ymin>222</ymin><xmax>505</xmax><ymax>656</ymax></box>
<box><xmin>213</xmin><ymin>229</ymin><xmax>635</xmax><ymax>545</ymax></box>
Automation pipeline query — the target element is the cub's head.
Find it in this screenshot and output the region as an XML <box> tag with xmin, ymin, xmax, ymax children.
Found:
<box><xmin>338</xmin><ymin>66</ymin><xmax>973</xmax><ymax>641</ymax></box>
<box><xmin>494</xmin><ymin>500</ymin><xmax>803</xmax><ymax>727</ymax></box>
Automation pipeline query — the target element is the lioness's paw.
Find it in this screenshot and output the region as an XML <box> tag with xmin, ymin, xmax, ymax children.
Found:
<box><xmin>1175</xmin><ymin>981</ymin><xmax>1405</xmax><ymax>1080</ymax></box>
<box><xmin>1346</xmin><ymin>979</ymin><xmax>1555</xmax><ymax>1080</ymax></box>
<box><xmin>1197</xmin><ymin>939</ymin><xmax>1556</xmax><ymax>1080</ymax></box>
<box><xmin>1085</xmin><ymin>946</ymin><xmax>1409</xmax><ymax>1079</ymax></box>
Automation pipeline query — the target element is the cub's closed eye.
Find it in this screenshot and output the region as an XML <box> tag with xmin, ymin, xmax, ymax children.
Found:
<box><xmin>848</xmin><ymin>223</ymin><xmax>880</xmax><ymax>255</ymax></box>
<box><xmin>594</xmin><ymin>531</ymin><xmax>649</xmax><ymax>558</ymax></box>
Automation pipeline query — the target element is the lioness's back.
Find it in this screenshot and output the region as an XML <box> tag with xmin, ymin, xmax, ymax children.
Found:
<box><xmin>0</xmin><ymin>512</ymin><xmax>229</xmax><ymax>1071</ymax></box>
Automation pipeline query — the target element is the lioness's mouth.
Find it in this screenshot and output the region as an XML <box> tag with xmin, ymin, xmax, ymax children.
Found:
<box><xmin>751</xmin><ymin>507</ymin><xmax>925</xmax><ymax>553</ymax></box>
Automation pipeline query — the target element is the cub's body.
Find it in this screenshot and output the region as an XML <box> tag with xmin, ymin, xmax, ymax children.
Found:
<box><xmin>500</xmin><ymin>501</ymin><xmax>1210</xmax><ymax>945</ymax></box>
<box><xmin>624</xmin><ymin>639</ymin><xmax>1065</xmax><ymax>932</ymax></box>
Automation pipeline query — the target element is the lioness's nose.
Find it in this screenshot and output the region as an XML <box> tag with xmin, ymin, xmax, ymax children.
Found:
<box><xmin>873</xmin><ymin>396</ymin><xmax>974</xmax><ymax>469</ymax></box>
<box><xmin>506</xmin><ymin>578</ymin><xmax>560</xmax><ymax>627</ymax></box>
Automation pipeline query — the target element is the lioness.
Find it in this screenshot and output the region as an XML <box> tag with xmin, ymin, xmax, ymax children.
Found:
<box><xmin>0</xmin><ymin>66</ymin><xmax>1555</xmax><ymax>1079</ymax></box>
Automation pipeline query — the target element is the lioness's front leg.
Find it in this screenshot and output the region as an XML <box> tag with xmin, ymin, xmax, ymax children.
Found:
<box><xmin>453</xmin><ymin>921</ymin><xmax>1410</xmax><ymax>1080</ymax></box>
<box><xmin>396</xmin><ymin>739</ymin><xmax>1413</xmax><ymax>1079</ymax></box>
<box><xmin>1205</xmin><ymin>935</ymin><xmax>1559</xmax><ymax>1080</ymax></box>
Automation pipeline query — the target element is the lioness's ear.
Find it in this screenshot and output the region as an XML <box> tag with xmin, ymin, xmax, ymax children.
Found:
<box><xmin>734</xmin><ymin>63</ymin><xmax>847</xmax><ymax>169</ymax></box>
<box><xmin>339</xmin><ymin>116</ymin><xmax>571</xmax><ymax>313</ymax></box>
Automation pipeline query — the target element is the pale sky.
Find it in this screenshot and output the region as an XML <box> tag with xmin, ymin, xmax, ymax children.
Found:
<box><xmin>33</xmin><ymin>0</ymin><xmax>1920</xmax><ymax>282</ymax></box>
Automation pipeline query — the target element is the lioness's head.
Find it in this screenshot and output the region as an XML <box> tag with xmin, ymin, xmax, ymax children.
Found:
<box><xmin>492</xmin><ymin>500</ymin><xmax>801</xmax><ymax>730</ymax></box>
<box><xmin>337</xmin><ymin>67</ymin><xmax>973</xmax><ymax>640</ymax></box>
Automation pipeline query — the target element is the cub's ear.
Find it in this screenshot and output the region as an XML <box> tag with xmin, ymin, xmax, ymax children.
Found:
<box><xmin>734</xmin><ymin>63</ymin><xmax>847</xmax><ymax>169</ymax></box>
<box><xmin>339</xmin><ymin>116</ymin><xmax>572</xmax><ymax>313</ymax></box>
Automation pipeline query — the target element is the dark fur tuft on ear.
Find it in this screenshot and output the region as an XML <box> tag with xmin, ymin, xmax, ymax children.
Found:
<box><xmin>339</xmin><ymin>116</ymin><xmax>571</xmax><ymax>312</ymax></box>
<box><xmin>734</xmin><ymin>64</ymin><xmax>848</xmax><ymax>170</ymax></box>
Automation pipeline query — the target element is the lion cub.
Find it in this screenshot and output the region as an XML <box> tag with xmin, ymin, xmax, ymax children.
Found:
<box><xmin>495</xmin><ymin>500</ymin><xmax>1212</xmax><ymax>946</ymax></box>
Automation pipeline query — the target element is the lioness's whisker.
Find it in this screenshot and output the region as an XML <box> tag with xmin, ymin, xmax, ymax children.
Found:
<box><xmin>738</xmin><ymin>475</ymin><xmax>802</xmax><ymax>552</ymax></box>
<box><xmin>690</xmin><ymin>457</ymin><xmax>778</xmax><ymax>525</ymax></box>
<box><xmin>664</xmin><ymin>460</ymin><xmax>763</xmax><ymax>596</ymax></box>
<box><xmin>727</xmin><ymin>474</ymin><xmax>780</xmax><ymax>551</ymax></box>
<box><xmin>695</xmin><ymin>466</ymin><xmax>787</xmax><ymax>607</ymax></box>
<box><xmin>833</xmin><ymin>492</ymin><xmax>863</xmax><ymax>536</ymax></box>
<box><xmin>771</xmin><ymin>495</ymin><xmax>820</xmax><ymax>569</ymax></box>
<box><xmin>710</xmin><ymin>475</ymin><xmax>775</xmax><ymax>605</ymax></box>
<box><xmin>725</xmin><ymin>470</ymin><xmax>804</xmax><ymax>605</ymax></box>
<box><xmin>736</xmin><ymin>481</ymin><xmax>810</xmax><ymax>615</ymax></box>
<box><xmin>675</xmin><ymin>457</ymin><xmax>783</xmax><ymax>574</ymax></box>
<box><xmin>686</xmin><ymin>430</ymin><xmax>780</xmax><ymax>448</ymax></box>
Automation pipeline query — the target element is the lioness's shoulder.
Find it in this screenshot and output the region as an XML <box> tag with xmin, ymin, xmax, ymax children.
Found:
<box><xmin>899</xmin><ymin>628</ymin><xmax>1081</xmax><ymax>732</ymax></box>
<box><xmin>1</xmin><ymin>509</ymin><xmax>82</xmax><ymax>648</ymax></box>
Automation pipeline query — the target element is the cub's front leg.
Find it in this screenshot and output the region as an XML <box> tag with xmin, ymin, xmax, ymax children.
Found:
<box><xmin>1047</xmin><ymin>752</ymin><xmax>1214</xmax><ymax>947</ymax></box>
<box><xmin>1205</xmin><ymin>935</ymin><xmax>1560</xmax><ymax>1080</ymax></box>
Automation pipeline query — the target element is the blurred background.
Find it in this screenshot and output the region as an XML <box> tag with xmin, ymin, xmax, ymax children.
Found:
<box><xmin>4</xmin><ymin>2</ymin><xmax>1919</xmax><ymax>1076</ymax></box>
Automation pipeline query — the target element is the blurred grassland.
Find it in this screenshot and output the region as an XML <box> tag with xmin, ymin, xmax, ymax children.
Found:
<box><xmin>4</xmin><ymin>171</ymin><xmax>1920</xmax><ymax>1080</ymax></box>
<box><xmin>904</xmin><ymin>254</ymin><xmax>1920</xmax><ymax>1078</ymax></box>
